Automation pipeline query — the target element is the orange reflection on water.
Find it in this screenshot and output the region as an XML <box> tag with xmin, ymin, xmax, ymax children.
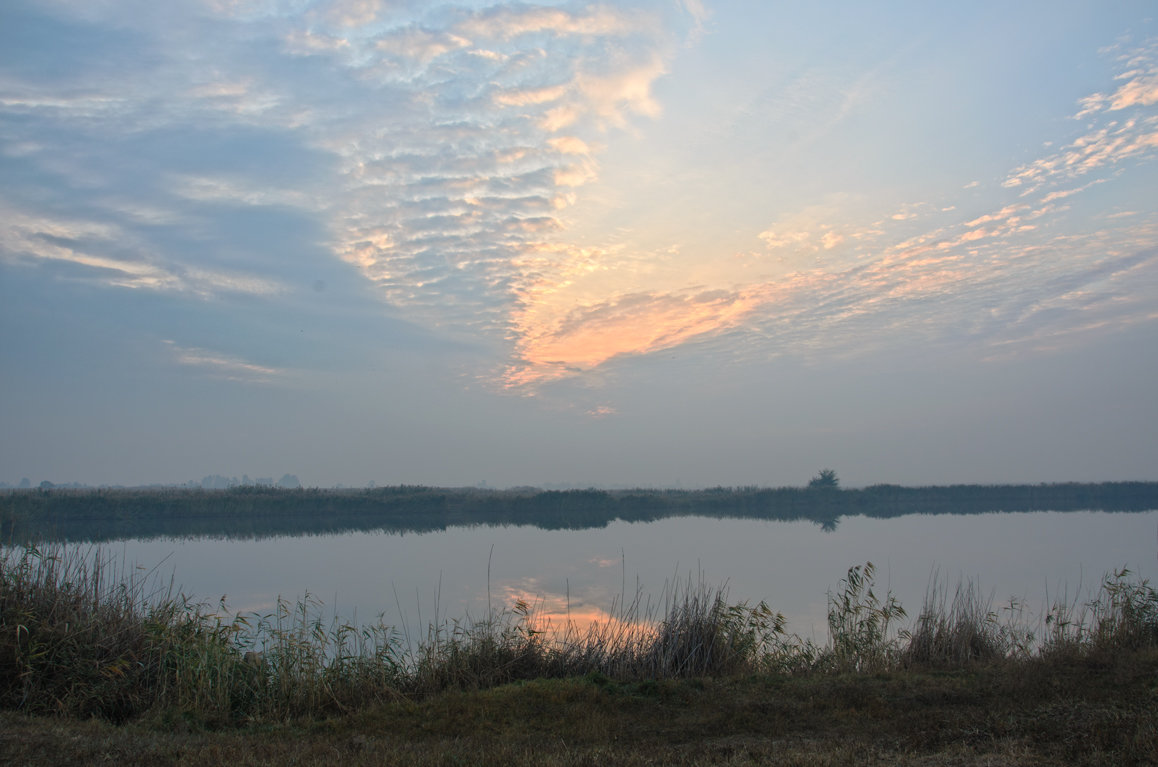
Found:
<box><xmin>499</xmin><ymin>585</ymin><xmax>655</xmax><ymax>642</ymax></box>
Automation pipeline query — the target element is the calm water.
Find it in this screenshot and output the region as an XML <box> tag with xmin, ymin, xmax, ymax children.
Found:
<box><xmin>72</xmin><ymin>510</ymin><xmax>1158</xmax><ymax>641</ymax></box>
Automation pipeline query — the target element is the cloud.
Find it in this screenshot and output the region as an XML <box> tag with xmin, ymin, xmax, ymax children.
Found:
<box><xmin>168</xmin><ymin>174</ymin><xmax>319</xmax><ymax>209</ymax></box>
<box><xmin>758</xmin><ymin>229</ymin><xmax>812</xmax><ymax>249</ymax></box>
<box><xmin>186</xmin><ymin>77</ymin><xmax>283</xmax><ymax>117</ymax></box>
<box><xmin>547</xmin><ymin>136</ymin><xmax>591</xmax><ymax>155</ymax></box>
<box><xmin>1</xmin><ymin>0</ymin><xmax>693</xmax><ymax>341</ymax></box>
<box><xmin>5</xmin><ymin>3</ymin><xmax>1154</xmax><ymax>404</ymax></box>
<box><xmin>283</xmin><ymin>28</ymin><xmax>351</xmax><ymax>55</ymax></box>
<box><xmin>964</xmin><ymin>204</ymin><xmax>1028</xmax><ymax>228</ymax></box>
<box><xmin>1009</xmin><ymin>41</ymin><xmax>1158</xmax><ymax>193</ymax></box>
<box><xmin>286</xmin><ymin>3</ymin><xmax>684</xmax><ymax>328</ymax></box>
<box><xmin>163</xmin><ymin>340</ymin><xmax>287</xmax><ymax>383</ymax></box>
<box><xmin>679</xmin><ymin>0</ymin><xmax>709</xmax><ymax>43</ymax></box>
<box><xmin>493</xmin><ymin>84</ymin><xmax>570</xmax><ymax>107</ymax></box>
<box><xmin>200</xmin><ymin>0</ymin><xmax>306</xmax><ymax>21</ymax></box>
<box><xmin>757</xmin><ymin>203</ymin><xmax>869</xmax><ymax>256</ymax></box>
<box><xmin>0</xmin><ymin>206</ymin><xmax>285</xmax><ymax>297</ymax></box>
<box><xmin>322</xmin><ymin>0</ymin><xmax>390</xmax><ymax>28</ymax></box>
<box><xmin>374</xmin><ymin>28</ymin><xmax>472</xmax><ymax>63</ymax></box>
<box><xmin>455</xmin><ymin>6</ymin><xmax>642</xmax><ymax>41</ymax></box>
<box><xmin>495</xmin><ymin>41</ymin><xmax>1158</xmax><ymax>392</ymax></box>
<box><xmin>504</xmin><ymin>285</ymin><xmax>772</xmax><ymax>388</ymax></box>
<box><xmin>1003</xmin><ymin>119</ymin><xmax>1158</xmax><ymax>193</ymax></box>
<box><xmin>1075</xmin><ymin>39</ymin><xmax>1158</xmax><ymax>118</ymax></box>
<box><xmin>553</xmin><ymin>159</ymin><xmax>598</xmax><ymax>187</ymax></box>
<box><xmin>575</xmin><ymin>54</ymin><xmax>667</xmax><ymax>124</ymax></box>
<box><xmin>1107</xmin><ymin>73</ymin><xmax>1158</xmax><ymax>111</ymax></box>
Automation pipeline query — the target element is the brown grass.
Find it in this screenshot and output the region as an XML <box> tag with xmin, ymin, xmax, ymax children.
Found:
<box><xmin>3</xmin><ymin>544</ymin><xmax>1158</xmax><ymax>765</ymax></box>
<box><xmin>4</xmin><ymin>654</ymin><xmax>1156</xmax><ymax>765</ymax></box>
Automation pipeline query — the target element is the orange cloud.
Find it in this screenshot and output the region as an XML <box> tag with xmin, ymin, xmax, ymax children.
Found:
<box><xmin>504</xmin><ymin>284</ymin><xmax>772</xmax><ymax>388</ymax></box>
<box><xmin>493</xmin><ymin>84</ymin><xmax>569</xmax><ymax>107</ymax></box>
<box><xmin>490</xmin><ymin>42</ymin><xmax>1158</xmax><ymax>395</ymax></box>
<box><xmin>547</xmin><ymin>136</ymin><xmax>592</xmax><ymax>155</ymax></box>
<box><xmin>456</xmin><ymin>6</ymin><xmax>641</xmax><ymax>42</ymax></box>
<box><xmin>965</xmin><ymin>203</ymin><xmax>1028</xmax><ymax>227</ymax></box>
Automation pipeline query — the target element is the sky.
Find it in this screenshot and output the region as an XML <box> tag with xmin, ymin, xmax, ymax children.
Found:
<box><xmin>1</xmin><ymin>0</ymin><xmax>1156</xmax><ymax>489</ymax></box>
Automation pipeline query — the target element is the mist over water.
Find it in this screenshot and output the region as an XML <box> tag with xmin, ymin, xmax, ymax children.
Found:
<box><xmin>77</xmin><ymin>510</ymin><xmax>1158</xmax><ymax>643</ymax></box>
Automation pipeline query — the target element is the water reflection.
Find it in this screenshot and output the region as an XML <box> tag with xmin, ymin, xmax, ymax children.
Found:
<box><xmin>58</xmin><ymin>511</ymin><xmax>1158</xmax><ymax>643</ymax></box>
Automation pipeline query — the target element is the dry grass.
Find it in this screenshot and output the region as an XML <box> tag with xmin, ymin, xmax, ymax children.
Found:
<box><xmin>4</xmin><ymin>657</ymin><xmax>1156</xmax><ymax>765</ymax></box>
<box><xmin>3</xmin><ymin>543</ymin><xmax>1158</xmax><ymax>765</ymax></box>
<box><xmin>901</xmin><ymin>576</ymin><xmax>1027</xmax><ymax>668</ymax></box>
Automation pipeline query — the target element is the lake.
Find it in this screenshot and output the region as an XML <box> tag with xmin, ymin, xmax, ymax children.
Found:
<box><xmin>66</xmin><ymin>509</ymin><xmax>1158</xmax><ymax>645</ymax></box>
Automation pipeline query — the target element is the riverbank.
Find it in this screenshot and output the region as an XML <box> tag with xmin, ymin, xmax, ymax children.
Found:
<box><xmin>4</xmin><ymin>650</ymin><xmax>1157</xmax><ymax>765</ymax></box>
<box><xmin>3</xmin><ymin>545</ymin><xmax>1156</xmax><ymax>764</ymax></box>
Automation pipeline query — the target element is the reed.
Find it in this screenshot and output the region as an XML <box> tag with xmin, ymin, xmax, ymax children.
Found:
<box><xmin>901</xmin><ymin>575</ymin><xmax>1026</xmax><ymax>668</ymax></box>
<box><xmin>821</xmin><ymin>562</ymin><xmax>906</xmax><ymax>672</ymax></box>
<box><xmin>4</xmin><ymin>543</ymin><xmax>1157</xmax><ymax>727</ymax></box>
<box><xmin>1039</xmin><ymin>566</ymin><xmax>1158</xmax><ymax>659</ymax></box>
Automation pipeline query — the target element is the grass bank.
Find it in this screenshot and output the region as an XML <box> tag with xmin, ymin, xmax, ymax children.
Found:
<box><xmin>3</xmin><ymin>545</ymin><xmax>1157</xmax><ymax>764</ymax></box>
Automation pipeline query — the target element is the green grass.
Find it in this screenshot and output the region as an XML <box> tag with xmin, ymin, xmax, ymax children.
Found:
<box><xmin>3</xmin><ymin>544</ymin><xmax>1158</xmax><ymax>764</ymax></box>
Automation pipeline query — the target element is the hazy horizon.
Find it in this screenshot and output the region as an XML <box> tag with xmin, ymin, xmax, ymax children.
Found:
<box><xmin>3</xmin><ymin>1</ymin><xmax>1156</xmax><ymax>489</ymax></box>
<box><xmin>5</xmin><ymin>474</ymin><xmax>1158</xmax><ymax>493</ymax></box>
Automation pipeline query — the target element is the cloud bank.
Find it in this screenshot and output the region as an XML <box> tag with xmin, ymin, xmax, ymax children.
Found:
<box><xmin>1</xmin><ymin>2</ymin><xmax>1155</xmax><ymax>404</ymax></box>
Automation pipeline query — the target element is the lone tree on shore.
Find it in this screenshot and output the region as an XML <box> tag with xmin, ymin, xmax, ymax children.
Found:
<box><xmin>809</xmin><ymin>469</ymin><xmax>840</xmax><ymax>489</ymax></box>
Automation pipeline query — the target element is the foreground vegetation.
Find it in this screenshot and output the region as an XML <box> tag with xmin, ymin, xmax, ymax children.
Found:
<box><xmin>3</xmin><ymin>480</ymin><xmax>1157</xmax><ymax>541</ymax></box>
<box><xmin>3</xmin><ymin>546</ymin><xmax>1158</xmax><ymax>764</ymax></box>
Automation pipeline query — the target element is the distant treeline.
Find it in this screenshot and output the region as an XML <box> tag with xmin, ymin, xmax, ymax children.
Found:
<box><xmin>1</xmin><ymin>482</ymin><xmax>1156</xmax><ymax>544</ymax></box>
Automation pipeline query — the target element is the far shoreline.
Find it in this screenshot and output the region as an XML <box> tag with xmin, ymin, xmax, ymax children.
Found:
<box><xmin>3</xmin><ymin>480</ymin><xmax>1157</xmax><ymax>543</ymax></box>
